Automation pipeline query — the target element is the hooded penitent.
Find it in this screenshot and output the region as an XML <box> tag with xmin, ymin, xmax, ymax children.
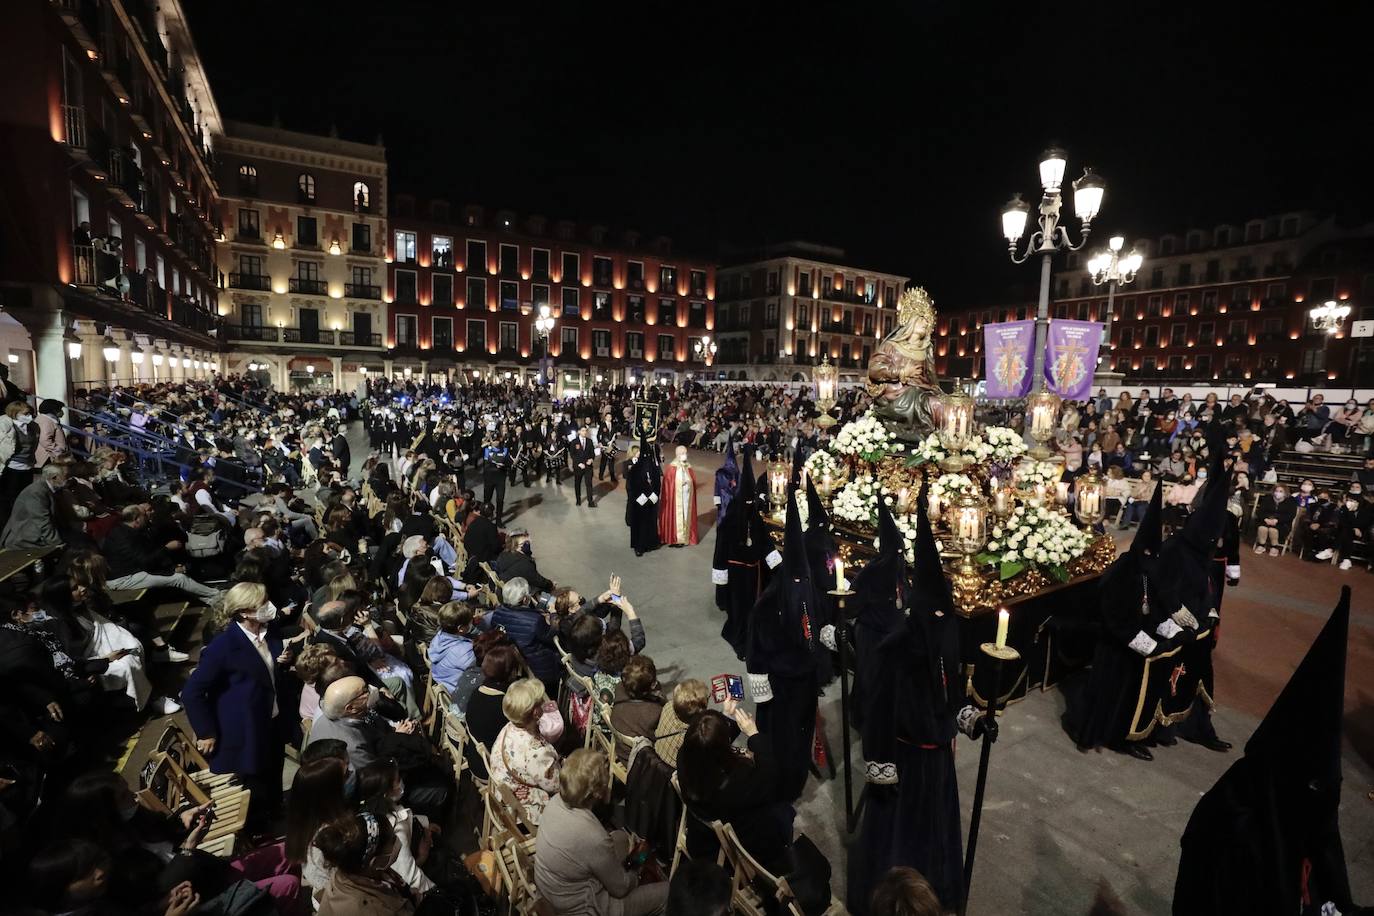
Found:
<box><xmin>625</xmin><ymin>432</ymin><xmax>662</xmax><ymax>555</ymax></box>
<box><xmin>744</xmin><ymin>478</ymin><xmax>819</xmax><ymax>803</ymax></box>
<box><xmin>1069</xmin><ymin>481</ymin><xmax>1174</xmax><ymax>750</ymax></box>
<box><xmin>714</xmin><ymin>439</ymin><xmax>740</xmax><ymax>517</ymax></box>
<box><xmin>847</xmin><ymin>488</ymin><xmax>965</xmax><ymax>914</ymax></box>
<box><xmin>1174</xmin><ymin>587</ymin><xmax>1358</xmax><ymax>915</ymax></box>
<box><xmin>715</xmin><ymin>445</ymin><xmax>773</xmax><ymax>658</ymax></box>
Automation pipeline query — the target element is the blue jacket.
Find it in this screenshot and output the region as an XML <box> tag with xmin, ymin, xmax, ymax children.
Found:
<box><xmin>487</xmin><ymin>604</ymin><xmax>559</xmax><ymax>685</ymax></box>
<box><xmin>429</xmin><ymin>630</ymin><xmax>475</xmax><ymax>694</ymax></box>
<box><xmin>181</xmin><ymin>623</ymin><xmax>290</xmax><ymax>777</ymax></box>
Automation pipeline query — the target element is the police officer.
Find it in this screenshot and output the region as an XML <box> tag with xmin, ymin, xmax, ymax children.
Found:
<box><xmin>482</xmin><ymin>434</ymin><xmax>511</xmax><ymax>521</ymax></box>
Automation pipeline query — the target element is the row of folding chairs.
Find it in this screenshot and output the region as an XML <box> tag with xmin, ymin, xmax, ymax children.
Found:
<box><xmin>133</xmin><ymin>723</ymin><xmax>253</xmax><ymax>858</ymax></box>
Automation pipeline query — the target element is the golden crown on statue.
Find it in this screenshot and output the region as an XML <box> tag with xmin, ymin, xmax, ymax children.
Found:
<box><xmin>897</xmin><ymin>287</ymin><xmax>937</xmax><ymax>326</ymax></box>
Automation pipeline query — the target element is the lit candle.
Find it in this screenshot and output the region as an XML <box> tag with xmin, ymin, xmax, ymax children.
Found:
<box><xmin>995</xmin><ymin>608</ymin><xmax>1010</xmax><ymax>649</ymax></box>
<box><xmin>898</xmin><ymin>487</ymin><xmax>910</xmax><ymax>512</ymax></box>
<box><xmin>928</xmin><ymin>490</ymin><xmax>940</xmax><ymax>522</ymax></box>
<box><xmin>1056</xmin><ymin>481</ymin><xmax>1070</xmax><ymax>505</ymax></box>
<box><xmin>834</xmin><ymin>555</ymin><xmax>846</xmax><ymax>591</ymax></box>
<box><xmin>994</xmin><ymin>488</ymin><xmax>1011</xmax><ymax>517</ymax></box>
<box><xmin>821</xmin><ymin>470</ymin><xmax>832</xmax><ymax>496</ymax></box>
<box><xmin>1082</xmin><ymin>490</ymin><xmax>1099</xmax><ymax>517</ymax></box>
<box><xmin>1033</xmin><ymin>482</ymin><xmax>1047</xmax><ymax>505</ymax></box>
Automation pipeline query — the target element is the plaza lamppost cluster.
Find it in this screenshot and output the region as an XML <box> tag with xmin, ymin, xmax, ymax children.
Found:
<box><xmin>1309</xmin><ymin>299</ymin><xmax>1351</xmax><ymax>335</ymax></box>
<box><xmin>1001</xmin><ymin>147</ymin><xmax>1106</xmax><ymax>391</ymax></box>
<box><xmin>694</xmin><ymin>334</ymin><xmax>717</xmax><ymax>365</ymax></box>
<box><xmin>1086</xmin><ymin>235</ymin><xmax>1144</xmax><ymax>368</ymax></box>
<box><xmin>813</xmin><ymin>355</ymin><xmax>838</xmax><ymax>428</ymax></box>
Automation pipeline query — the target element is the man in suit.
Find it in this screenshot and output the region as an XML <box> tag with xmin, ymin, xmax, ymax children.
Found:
<box><xmin>331</xmin><ymin>427</ymin><xmax>352</xmax><ymax>480</ymax></box>
<box><xmin>571</xmin><ymin>426</ymin><xmax>598</xmax><ymax>508</ymax></box>
<box><xmin>0</xmin><ymin>464</ymin><xmax>67</xmax><ymax>549</ymax></box>
<box><xmin>181</xmin><ymin>581</ymin><xmax>294</xmax><ymax>826</ymax></box>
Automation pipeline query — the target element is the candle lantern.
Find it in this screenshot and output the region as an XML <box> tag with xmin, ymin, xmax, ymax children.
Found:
<box><xmin>1074</xmin><ymin>468</ymin><xmax>1106</xmax><ymax>526</ymax></box>
<box><xmin>767</xmin><ymin>459</ymin><xmax>790</xmax><ymax>516</ymax></box>
<box><xmin>1055</xmin><ymin>480</ymin><xmax>1071</xmax><ymax>508</ymax></box>
<box><xmin>938</xmin><ymin>382</ymin><xmax>976</xmax><ymax>472</ymax></box>
<box><xmin>814</xmin><ymin>356</ymin><xmax>839</xmax><ymax>428</ymax></box>
<box><xmin>1026</xmin><ymin>387</ymin><xmax>1062</xmax><ymax>460</ymax></box>
<box><xmin>818</xmin><ymin>469</ymin><xmax>835</xmax><ymax>500</ymax></box>
<box><xmin>946</xmin><ymin>490</ymin><xmax>989</xmax><ymax>612</ymax></box>
<box><xmin>989</xmin><ymin>476</ymin><xmax>1015</xmax><ymax>520</ymax></box>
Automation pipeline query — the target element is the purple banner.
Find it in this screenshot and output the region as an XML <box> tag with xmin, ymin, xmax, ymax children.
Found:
<box><xmin>982</xmin><ymin>320</ymin><xmax>1036</xmax><ymax>399</ymax></box>
<box><xmin>1044</xmin><ymin>319</ymin><xmax>1104</xmax><ymax>401</ymax></box>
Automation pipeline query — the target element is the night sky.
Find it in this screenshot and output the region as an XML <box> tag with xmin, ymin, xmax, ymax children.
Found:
<box><xmin>187</xmin><ymin>1</ymin><xmax>1371</xmax><ymax>306</ymax></box>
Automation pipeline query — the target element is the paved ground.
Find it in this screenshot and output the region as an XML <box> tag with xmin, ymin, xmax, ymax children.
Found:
<box><xmin>459</xmin><ymin>433</ymin><xmax>1374</xmax><ymax>916</ymax></box>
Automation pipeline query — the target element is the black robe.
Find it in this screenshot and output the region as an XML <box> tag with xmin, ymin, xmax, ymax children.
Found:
<box><xmin>625</xmin><ymin>456</ymin><xmax>662</xmax><ymax>554</ymax></box>
<box><xmin>848</xmin><ymin>578</ymin><xmax>964</xmax><ymax>913</ymax></box>
<box><xmin>713</xmin><ymin>499</ymin><xmax>773</xmax><ymax>660</ymax></box>
<box><xmin>745</xmin><ymin>573</ymin><xmax>819</xmax><ymax>804</ymax></box>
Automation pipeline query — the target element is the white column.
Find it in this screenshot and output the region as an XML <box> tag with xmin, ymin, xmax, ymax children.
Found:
<box><xmin>26</xmin><ymin>296</ymin><xmax>72</xmax><ymax>406</ymax></box>
<box><xmin>277</xmin><ymin>359</ymin><xmax>289</xmax><ymax>392</ymax></box>
<box><xmin>383</xmin><ymin>358</ymin><xmax>394</xmax><ymax>379</ymax></box>
<box><xmin>331</xmin><ymin>355</ymin><xmax>343</xmax><ymax>393</ymax></box>
<box><xmin>115</xmin><ymin>334</ymin><xmax>135</xmax><ymax>387</ymax></box>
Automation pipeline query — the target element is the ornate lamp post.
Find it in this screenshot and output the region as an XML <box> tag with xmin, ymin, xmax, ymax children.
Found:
<box><xmin>813</xmin><ymin>355</ymin><xmax>838</xmax><ymax>428</ymax></box>
<box><xmin>1309</xmin><ymin>299</ymin><xmax>1351</xmax><ymax>335</ymax></box>
<box><xmin>1001</xmin><ymin>147</ymin><xmax>1106</xmax><ymax>392</ymax></box>
<box><xmin>946</xmin><ymin>490</ymin><xmax>989</xmax><ymax>611</ymax></box>
<box><xmin>694</xmin><ymin>335</ymin><xmax>717</xmax><ymax>366</ymax></box>
<box><xmin>535</xmin><ymin>303</ymin><xmax>557</xmax><ymax>385</ymax></box>
<box><xmin>1086</xmin><ymin>236</ymin><xmax>1143</xmax><ymax>369</ymax></box>
<box><xmin>767</xmin><ymin>458</ymin><xmax>790</xmax><ymax>518</ymax></box>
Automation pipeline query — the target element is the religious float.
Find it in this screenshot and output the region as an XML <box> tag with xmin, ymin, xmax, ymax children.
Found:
<box><xmin>765</xmin><ymin>287</ymin><xmax>1118</xmax><ymax>709</ymax></box>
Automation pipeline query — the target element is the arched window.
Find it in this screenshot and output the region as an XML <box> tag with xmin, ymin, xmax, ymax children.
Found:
<box><xmin>297</xmin><ymin>172</ymin><xmax>315</xmax><ymax>203</ymax></box>
<box><xmin>237</xmin><ymin>164</ymin><xmax>258</xmax><ymax>195</ymax></box>
<box><xmin>353</xmin><ymin>181</ymin><xmax>370</xmax><ymax>212</ymax></box>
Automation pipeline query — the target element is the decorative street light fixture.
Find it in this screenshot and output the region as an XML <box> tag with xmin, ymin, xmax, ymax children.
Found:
<box><xmin>101</xmin><ymin>337</ymin><xmax>121</xmax><ymax>362</ymax></box>
<box><xmin>694</xmin><ymin>334</ymin><xmax>717</xmax><ymax>365</ymax></box>
<box><xmin>1086</xmin><ymin>235</ymin><xmax>1143</xmax><ymax>368</ymax></box>
<box><xmin>1001</xmin><ymin>146</ymin><xmax>1106</xmax><ymax>392</ymax></box>
<box><xmin>813</xmin><ymin>355</ymin><xmax>838</xmax><ymax>428</ymax></box>
<box><xmin>1309</xmin><ymin>299</ymin><xmax>1351</xmax><ymax>335</ymax></box>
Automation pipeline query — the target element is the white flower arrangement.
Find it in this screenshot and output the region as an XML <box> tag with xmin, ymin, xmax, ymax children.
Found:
<box><xmin>832</xmin><ymin>413</ymin><xmax>905</xmax><ymax>463</ymax></box>
<box><xmin>908</xmin><ymin>432</ymin><xmax>947</xmax><ymax>466</ymax></box>
<box><xmin>930</xmin><ymin>472</ymin><xmax>977</xmax><ymax>507</ymax></box>
<box><xmin>802</xmin><ymin>449</ymin><xmax>840</xmax><ymax>481</ymax></box>
<box><xmin>831</xmin><ymin>476</ymin><xmax>889</xmax><ymax>527</ymax></box>
<box><xmin>1013</xmin><ymin>459</ymin><xmax>1061</xmax><ymax>491</ymax></box>
<box><xmin>984</xmin><ymin>426</ymin><xmax>1028</xmax><ymax>462</ymax></box>
<box><xmin>978</xmin><ymin>503</ymin><xmax>1092</xmax><ymax>582</ymax></box>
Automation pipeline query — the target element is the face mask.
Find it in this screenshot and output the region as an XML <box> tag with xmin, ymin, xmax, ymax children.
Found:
<box><xmin>520</xmin><ymin>541</ymin><xmax>532</xmax><ymax>557</ymax></box>
<box><xmin>28</xmin><ymin>609</ymin><xmax>51</xmax><ymax>622</ymax></box>
<box><xmin>1301</xmin><ymin>484</ymin><xmax>1313</xmax><ymax>493</ymax></box>
<box><xmin>252</xmin><ymin>602</ymin><xmax>278</xmax><ymax>623</ymax></box>
<box><xmin>390</xmin><ymin>779</ymin><xmax>406</xmax><ymax>802</ymax></box>
<box><xmin>1347</xmin><ymin>500</ymin><xmax>1359</xmax><ymax>511</ymax></box>
<box><xmin>1197</xmin><ymin>471</ymin><xmax>1207</xmax><ymax>480</ymax></box>
<box><xmin>13</xmin><ymin>415</ymin><xmax>31</xmax><ymax>427</ymax></box>
<box><xmin>1273</xmin><ymin>492</ymin><xmax>1286</xmax><ymax>502</ymax></box>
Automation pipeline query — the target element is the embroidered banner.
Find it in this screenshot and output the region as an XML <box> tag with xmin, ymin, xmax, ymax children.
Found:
<box><xmin>982</xmin><ymin>320</ymin><xmax>1036</xmax><ymax>399</ymax></box>
<box><xmin>1044</xmin><ymin>319</ymin><xmax>1104</xmax><ymax>401</ymax></box>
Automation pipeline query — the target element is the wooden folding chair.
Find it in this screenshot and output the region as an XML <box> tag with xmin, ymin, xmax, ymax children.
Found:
<box><xmin>590</xmin><ymin>697</ymin><xmax>636</xmax><ymax>789</ymax></box>
<box><xmin>138</xmin><ymin>755</ymin><xmax>251</xmax><ymax>858</ymax></box>
<box><xmin>668</xmin><ymin>773</ymin><xmax>692</xmax><ymax>877</ymax></box>
<box><xmin>715</xmin><ymin>822</ymin><xmax>845</xmax><ymax>916</ymax></box>
<box><xmin>479</xmin><ymin>561</ymin><xmax>506</xmax><ymax>593</ymax></box>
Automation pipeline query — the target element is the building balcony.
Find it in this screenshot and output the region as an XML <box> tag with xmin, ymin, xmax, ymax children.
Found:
<box><xmin>229</xmin><ymin>273</ymin><xmax>272</xmax><ymax>291</ymax></box>
<box><xmin>344</xmin><ymin>283</ymin><xmax>382</xmax><ymax>300</ymax></box>
<box><xmin>282</xmin><ymin>328</ymin><xmax>335</xmax><ymax>345</ymax></box>
<box><xmin>288</xmin><ymin>277</ymin><xmax>328</xmax><ymax>295</ymax></box>
<box><xmin>225</xmin><ymin>325</ymin><xmax>278</xmax><ymax>343</ymax></box>
<box><xmin>338</xmin><ymin>331</ymin><xmax>384</xmax><ymax>347</ymax></box>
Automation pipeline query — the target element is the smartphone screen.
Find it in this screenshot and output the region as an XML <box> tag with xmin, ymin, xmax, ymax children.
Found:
<box><xmin>726</xmin><ymin>674</ymin><xmax>744</xmax><ymax>700</ymax></box>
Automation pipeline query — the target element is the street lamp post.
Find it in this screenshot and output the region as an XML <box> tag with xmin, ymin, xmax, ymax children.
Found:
<box><xmin>1309</xmin><ymin>299</ymin><xmax>1351</xmax><ymax>335</ymax></box>
<box><xmin>1001</xmin><ymin>147</ymin><xmax>1106</xmax><ymax>392</ymax></box>
<box><xmin>1086</xmin><ymin>236</ymin><xmax>1143</xmax><ymax>369</ymax></box>
<box><xmin>694</xmin><ymin>335</ymin><xmax>717</xmax><ymax>366</ymax></box>
<box><xmin>534</xmin><ymin>303</ymin><xmax>557</xmax><ymax>386</ymax></box>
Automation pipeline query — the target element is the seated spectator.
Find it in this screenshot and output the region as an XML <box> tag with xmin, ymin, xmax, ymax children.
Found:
<box><xmin>451</xmin><ymin>629</ymin><xmax>510</xmax><ymax>714</ymax></box>
<box><xmin>678</xmin><ymin>702</ymin><xmax>792</xmax><ymax>876</ymax></box>
<box><xmin>593</xmin><ymin>629</ymin><xmax>634</xmax><ymax>705</ymax></box>
<box><xmin>285</xmin><ymin>741</ymin><xmax>351</xmax><ymax>901</ymax></box>
<box><xmin>1163</xmin><ymin>475</ymin><xmax>1198</xmax><ymax>530</ymax></box>
<box><xmin>1156</xmin><ymin>449</ymin><xmax>1186</xmax><ymax>482</ymax></box>
<box><xmin>489</xmin><ymin>677</ymin><xmax>562</xmax><ymax>825</ymax></box>
<box><xmin>356</xmin><ymin>759</ymin><xmax>436</xmax><ymax>898</ymax></box>
<box><xmin>665</xmin><ymin>860</ymin><xmax>731</xmax><ymax>916</ymax></box>
<box><xmin>313</xmin><ymin>812</ymin><xmax>415</xmax><ymax>916</ymax></box>
<box><xmin>493</xmin><ymin>530</ymin><xmax>553</xmax><ymax>593</ymax></box>
<box><xmin>1254</xmin><ymin>485</ymin><xmax>1297</xmax><ymax>557</ymax></box>
<box><xmin>26</xmin><ymin>840</ymin><xmax>117</xmax><ymax>916</ymax></box>
<box><xmin>466</xmin><ymin>643</ymin><xmax>529</xmax><ymax>750</ymax></box>
<box><xmin>1296</xmin><ymin>489</ymin><xmax>1337</xmax><ymax>559</ymax></box>
<box><xmin>101</xmin><ymin>504</ymin><xmax>224</xmax><ymax>605</ymax></box>
<box><xmin>428</xmin><ymin>600</ymin><xmax>476</xmax><ymax>696</ymax></box>
<box><xmin>0</xmin><ymin>463</ymin><xmax>68</xmax><ymax>550</ymax></box>
<box><xmin>534</xmin><ymin>748</ymin><xmax>669</xmax><ymax>916</ymax></box>
<box><xmin>312</xmin><ymin>598</ymin><xmax>418</xmax><ymax>718</ymax></box>
<box><xmin>869</xmin><ymin>867</ymin><xmax>944</xmax><ymax>916</ymax></box>
<box><xmin>654</xmin><ymin>679</ymin><xmax>709</xmax><ymax>769</ymax></box>
<box><xmin>611</xmin><ymin>654</ymin><xmax>665</xmax><ymax>752</ymax></box>
<box><xmin>488</xmin><ymin>577</ymin><xmax>561</xmax><ymax>695</ymax></box>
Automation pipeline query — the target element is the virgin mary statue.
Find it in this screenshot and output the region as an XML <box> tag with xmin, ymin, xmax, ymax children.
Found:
<box><xmin>865</xmin><ymin>287</ymin><xmax>944</xmax><ymax>440</ymax></box>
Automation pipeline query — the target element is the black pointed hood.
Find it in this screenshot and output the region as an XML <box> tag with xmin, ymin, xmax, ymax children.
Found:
<box><xmin>805</xmin><ymin>474</ymin><xmax>830</xmax><ymax>533</ymax></box>
<box><xmin>1131</xmin><ymin>481</ymin><xmax>1164</xmax><ymax>557</ymax></box>
<box><xmin>790</xmin><ymin>444</ymin><xmax>805</xmax><ymax>488</ymax></box>
<box><xmin>739</xmin><ymin>445</ymin><xmax>757</xmax><ymax>506</ymax></box>
<box><xmin>1174</xmin><ymin>587</ymin><xmax>1354</xmax><ymax>913</ymax></box>
<box><xmin>1182</xmin><ymin>431</ymin><xmax>1231</xmax><ymax>552</ymax></box>
<box><xmin>911</xmin><ymin>483</ymin><xmax>954</xmax><ymax>617</ymax></box>
<box><xmin>781</xmin><ymin>481</ymin><xmax>808</xmax><ymax>580</ymax></box>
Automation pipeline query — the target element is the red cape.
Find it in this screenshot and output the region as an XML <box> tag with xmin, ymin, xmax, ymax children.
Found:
<box><xmin>658</xmin><ymin>462</ymin><xmax>700</xmax><ymax>545</ymax></box>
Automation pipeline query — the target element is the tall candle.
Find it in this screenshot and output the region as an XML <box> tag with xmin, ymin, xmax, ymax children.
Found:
<box><xmin>928</xmin><ymin>490</ymin><xmax>940</xmax><ymax>522</ymax></box>
<box><xmin>1056</xmin><ymin>481</ymin><xmax>1070</xmax><ymax>505</ymax></box>
<box><xmin>834</xmin><ymin>556</ymin><xmax>845</xmax><ymax>591</ymax></box>
<box><xmin>995</xmin><ymin>609</ymin><xmax>1010</xmax><ymax>649</ymax></box>
<box><xmin>898</xmin><ymin>487</ymin><xmax>910</xmax><ymax>513</ymax></box>
<box><xmin>994</xmin><ymin>488</ymin><xmax>1011</xmax><ymax>517</ymax></box>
